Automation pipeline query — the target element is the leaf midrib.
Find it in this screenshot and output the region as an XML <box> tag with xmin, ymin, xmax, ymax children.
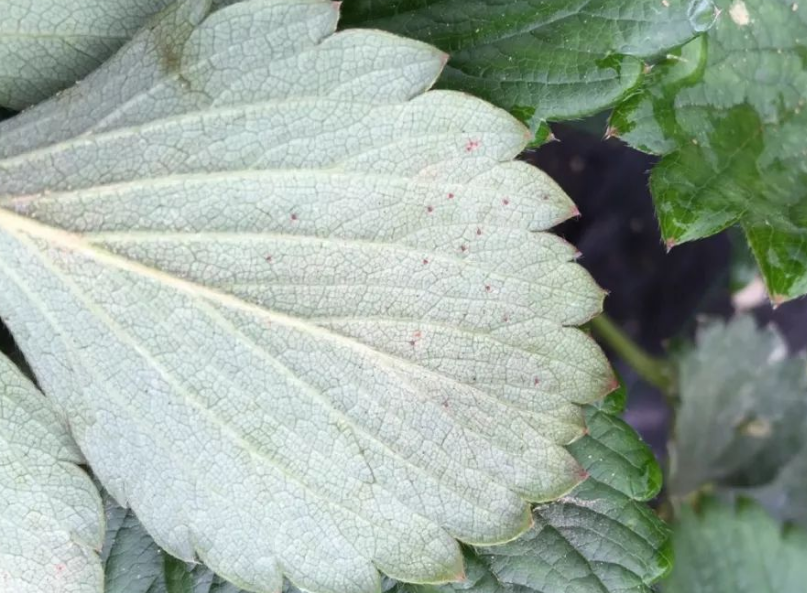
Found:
<box><xmin>1</xmin><ymin>227</ymin><xmax>518</xmax><ymax>553</ymax></box>
<box><xmin>1</xmin><ymin>207</ymin><xmax>590</xmax><ymax>515</ymax></box>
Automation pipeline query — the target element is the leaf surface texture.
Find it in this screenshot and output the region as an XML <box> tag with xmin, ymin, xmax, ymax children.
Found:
<box><xmin>0</xmin><ymin>0</ymin><xmax>175</xmax><ymax>109</ymax></box>
<box><xmin>391</xmin><ymin>391</ymin><xmax>671</xmax><ymax>593</ymax></box>
<box><xmin>0</xmin><ymin>1</ymin><xmax>613</xmax><ymax>592</ymax></box>
<box><xmin>341</xmin><ymin>0</ymin><xmax>716</xmax><ymax>129</ymax></box>
<box><xmin>0</xmin><ymin>353</ymin><xmax>103</xmax><ymax>592</ymax></box>
<box><xmin>611</xmin><ymin>0</ymin><xmax>807</xmax><ymax>300</ymax></box>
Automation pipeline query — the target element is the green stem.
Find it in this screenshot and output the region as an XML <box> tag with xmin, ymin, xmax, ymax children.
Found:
<box><xmin>590</xmin><ymin>314</ymin><xmax>675</xmax><ymax>395</ymax></box>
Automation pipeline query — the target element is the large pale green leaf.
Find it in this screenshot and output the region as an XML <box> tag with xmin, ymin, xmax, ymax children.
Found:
<box><xmin>340</xmin><ymin>0</ymin><xmax>716</xmax><ymax>132</ymax></box>
<box><xmin>670</xmin><ymin>316</ymin><xmax>807</xmax><ymax>496</ymax></box>
<box><xmin>665</xmin><ymin>498</ymin><xmax>807</xmax><ymax>593</ymax></box>
<box><xmin>0</xmin><ymin>0</ymin><xmax>176</xmax><ymax>110</ymax></box>
<box><xmin>102</xmin><ymin>493</ymin><xmax>245</xmax><ymax>593</ymax></box>
<box><xmin>390</xmin><ymin>390</ymin><xmax>672</xmax><ymax>593</ymax></box>
<box><xmin>610</xmin><ymin>0</ymin><xmax>807</xmax><ymax>301</ymax></box>
<box><xmin>0</xmin><ymin>1</ymin><xmax>614</xmax><ymax>592</ymax></box>
<box><xmin>0</xmin><ymin>352</ymin><xmax>103</xmax><ymax>592</ymax></box>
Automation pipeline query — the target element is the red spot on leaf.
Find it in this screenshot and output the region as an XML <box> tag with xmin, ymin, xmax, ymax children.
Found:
<box><xmin>502</xmin><ymin>198</ymin><xmax>510</xmax><ymax>206</ymax></box>
<box><xmin>422</xmin><ymin>258</ymin><xmax>429</xmax><ymax>265</ymax></box>
<box><xmin>533</xmin><ymin>377</ymin><xmax>540</xmax><ymax>386</ymax></box>
<box><xmin>484</xmin><ymin>284</ymin><xmax>491</xmax><ymax>292</ymax></box>
<box><xmin>426</xmin><ymin>205</ymin><xmax>434</xmax><ymax>213</ymax></box>
<box><xmin>465</xmin><ymin>139</ymin><xmax>481</xmax><ymax>152</ymax></box>
<box><xmin>413</xmin><ymin>331</ymin><xmax>422</xmax><ymax>339</ymax></box>
<box><xmin>476</xmin><ymin>227</ymin><xmax>483</xmax><ymax>236</ymax></box>
<box><xmin>459</xmin><ymin>244</ymin><xmax>468</xmax><ymax>252</ymax></box>
<box><xmin>608</xmin><ymin>375</ymin><xmax>620</xmax><ymax>392</ymax></box>
<box><xmin>503</xmin><ymin>314</ymin><xmax>510</xmax><ymax>322</ymax></box>
<box><xmin>264</xmin><ymin>255</ymin><xmax>273</xmax><ymax>262</ymax></box>
<box><xmin>578</xmin><ymin>469</ymin><xmax>590</xmax><ymax>480</ymax></box>
<box><xmin>290</xmin><ymin>213</ymin><xmax>298</xmax><ymax>221</ymax></box>
<box><xmin>447</xmin><ymin>193</ymin><xmax>455</xmax><ymax>199</ymax></box>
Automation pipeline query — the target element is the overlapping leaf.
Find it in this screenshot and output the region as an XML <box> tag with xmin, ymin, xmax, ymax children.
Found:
<box><xmin>341</xmin><ymin>0</ymin><xmax>716</xmax><ymax>132</ymax></box>
<box><xmin>670</xmin><ymin>316</ymin><xmax>807</xmax><ymax>496</ymax></box>
<box><xmin>0</xmin><ymin>0</ymin><xmax>176</xmax><ymax>110</ymax></box>
<box><xmin>665</xmin><ymin>498</ymin><xmax>807</xmax><ymax>593</ymax></box>
<box><xmin>0</xmin><ymin>1</ymin><xmax>615</xmax><ymax>592</ymax></box>
<box><xmin>0</xmin><ymin>352</ymin><xmax>103</xmax><ymax>592</ymax></box>
<box><xmin>391</xmin><ymin>390</ymin><xmax>671</xmax><ymax>593</ymax></box>
<box><xmin>102</xmin><ymin>494</ymin><xmax>244</xmax><ymax>593</ymax></box>
<box><xmin>611</xmin><ymin>0</ymin><xmax>807</xmax><ymax>301</ymax></box>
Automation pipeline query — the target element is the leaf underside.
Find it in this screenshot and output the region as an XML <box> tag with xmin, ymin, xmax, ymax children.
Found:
<box><xmin>391</xmin><ymin>391</ymin><xmax>672</xmax><ymax>593</ymax></box>
<box><xmin>0</xmin><ymin>352</ymin><xmax>103</xmax><ymax>593</ymax></box>
<box><xmin>340</xmin><ymin>0</ymin><xmax>716</xmax><ymax>130</ymax></box>
<box><xmin>102</xmin><ymin>493</ymin><xmax>243</xmax><ymax>593</ymax></box>
<box><xmin>611</xmin><ymin>0</ymin><xmax>807</xmax><ymax>301</ymax></box>
<box><xmin>0</xmin><ymin>1</ymin><xmax>614</xmax><ymax>592</ymax></box>
<box><xmin>0</xmin><ymin>0</ymin><xmax>176</xmax><ymax>110</ymax></box>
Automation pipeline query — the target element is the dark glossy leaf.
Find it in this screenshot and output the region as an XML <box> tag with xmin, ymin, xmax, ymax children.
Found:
<box><xmin>341</xmin><ymin>0</ymin><xmax>716</xmax><ymax>133</ymax></box>
<box><xmin>611</xmin><ymin>0</ymin><xmax>807</xmax><ymax>301</ymax></box>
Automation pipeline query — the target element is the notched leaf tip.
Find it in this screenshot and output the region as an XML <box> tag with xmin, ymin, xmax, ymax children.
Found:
<box><xmin>665</xmin><ymin>237</ymin><xmax>677</xmax><ymax>252</ymax></box>
<box><xmin>771</xmin><ymin>294</ymin><xmax>788</xmax><ymax>308</ymax></box>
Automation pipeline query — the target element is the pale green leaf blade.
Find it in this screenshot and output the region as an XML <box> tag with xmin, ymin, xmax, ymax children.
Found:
<box><xmin>390</xmin><ymin>392</ymin><xmax>671</xmax><ymax>593</ymax></box>
<box><xmin>0</xmin><ymin>352</ymin><xmax>104</xmax><ymax>592</ymax></box>
<box><xmin>0</xmin><ymin>1</ymin><xmax>615</xmax><ymax>592</ymax></box>
<box><xmin>610</xmin><ymin>0</ymin><xmax>807</xmax><ymax>301</ymax></box>
<box><xmin>670</xmin><ymin>316</ymin><xmax>807</xmax><ymax>496</ymax></box>
<box><xmin>665</xmin><ymin>498</ymin><xmax>807</xmax><ymax>593</ymax></box>
<box><xmin>102</xmin><ymin>493</ymin><xmax>244</xmax><ymax>593</ymax></box>
<box><xmin>0</xmin><ymin>0</ymin><xmax>176</xmax><ymax>110</ymax></box>
<box><xmin>340</xmin><ymin>0</ymin><xmax>716</xmax><ymax>130</ymax></box>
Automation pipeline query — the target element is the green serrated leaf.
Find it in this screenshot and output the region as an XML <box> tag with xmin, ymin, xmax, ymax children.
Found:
<box><xmin>591</xmin><ymin>373</ymin><xmax>627</xmax><ymax>415</ymax></box>
<box><xmin>0</xmin><ymin>0</ymin><xmax>177</xmax><ymax>110</ymax></box>
<box><xmin>665</xmin><ymin>497</ymin><xmax>807</xmax><ymax>593</ymax></box>
<box><xmin>611</xmin><ymin>0</ymin><xmax>807</xmax><ymax>301</ymax></box>
<box><xmin>670</xmin><ymin>316</ymin><xmax>807</xmax><ymax>496</ymax></box>
<box><xmin>0</xmin><ymin>351</ymin><xmax>104</xmax><ymax>592</ymax></box>
<box><xmin>0</xmin><ymin>1</ymin><xmax>615</xmax><ymax>592</ymax></box>
<box><xmin>569</xmin><ymin>406</ymin><xmax>662</xmax><ymax>501</ymax></box>
<box><xmin>340</xmin><ymin>0</ymin><xmax>716</xmax><ymax>133</ymax></box>
<box><xmin>392</xmin><ymin>400</ymin><xmax>671</xmax><ymax>593</ymax></box>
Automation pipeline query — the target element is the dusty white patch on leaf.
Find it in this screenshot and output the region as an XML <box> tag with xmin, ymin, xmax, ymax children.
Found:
<box><xmin>729</xmin><ymin>0</ymin><xmax>751</xmax><ymax>26</ymax></box>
